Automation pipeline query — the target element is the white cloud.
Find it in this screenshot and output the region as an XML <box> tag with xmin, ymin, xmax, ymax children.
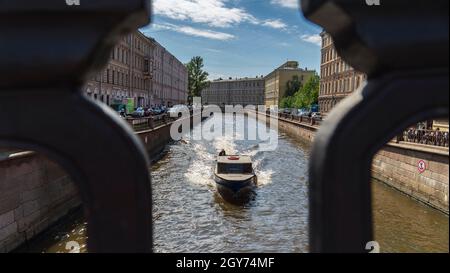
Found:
<box><xmin>153</xmin><ymin>0</ymin><xmax>288</xmax><ymax>31</ymax></box>
<box><xmin>151</xmin><ymin>23</ymin><xmax>235</xmax><ymax>41</ymax></box>
<box><xmin>301</xmin><ymin>34</ymin><xmax>321</xmax><ymax>46</ymax></box>
<box><xmin>271</xmin><ymin>0</ymin><xmax>299</xmax><ymax>9</ymax></box>
<box><xmin>178</xmin><ymin>26</ymin><xmax>235</xmax><ymax>40</ymax></box>
<box><xmin>262</xmin><ymin>19</ymin><xmax>287</xmax><ymax>29</ymax></box>
<box><xmin>153</xmin><ymin>0</ymin><xmax>257</xmax><ymax>28</ymax></box>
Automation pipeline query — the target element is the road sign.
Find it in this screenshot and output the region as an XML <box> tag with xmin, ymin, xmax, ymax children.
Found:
<box><xmin>418</xmin><ymin>160</ymin><xmax>427</xmax><ymax>173</ymax></box>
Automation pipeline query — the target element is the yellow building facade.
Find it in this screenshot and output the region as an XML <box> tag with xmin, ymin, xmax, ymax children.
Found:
<box><xmin>264</xmin><ymin>61</ymin><xmax>315</xmax><ymax>107</ymax></box>
<box><xmin>433</xmin><ymin>119</ymin><xmax>449</xmax><ymax>132</ymax></box>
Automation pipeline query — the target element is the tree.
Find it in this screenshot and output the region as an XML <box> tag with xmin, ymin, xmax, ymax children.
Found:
<box><xmin>279</xmin><ymin>74</ymin><xmax>320</xmax><ymax>109</ymax></box>
<box><xmin>280</xmin><ymin>96</ymin><xmax>294</xmax><ymax>108</ymax></box>
<box><xmin>186</xmin><ymin>56</ymin><xmax>209</xmax><ymax>103</ymax></box>
<box><xmin>293</xmin><ymin>74</ymin><xmax>320</xmax><ymax>109</ymax></box>
<box><xmin>284</xmin><ymin>75</ymin><xmax>302</xmax><ymax>98</ymax></box>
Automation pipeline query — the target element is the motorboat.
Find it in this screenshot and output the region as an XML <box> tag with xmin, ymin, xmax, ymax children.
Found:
<box><xmin>214</xmin><ymin>151</ymin><xmax>257</xmax><ymax>204</ymax></box>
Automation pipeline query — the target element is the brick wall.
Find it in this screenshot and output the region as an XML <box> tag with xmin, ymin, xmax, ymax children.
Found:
<box><xmin>0</xmin><ymin>152</ymin><xmax>80</xmax><ymax>252</ymax></box>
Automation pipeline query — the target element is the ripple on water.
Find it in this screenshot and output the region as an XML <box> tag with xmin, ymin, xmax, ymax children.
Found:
<box><xmin>151</xmin><ymin>114</ymin><xmax>310</xmax><ymax>252</ymax></box>
<box><xmin>20</xmin><ymin>114</ymin><xmax>448</xmax><ymax>253</ymax></box>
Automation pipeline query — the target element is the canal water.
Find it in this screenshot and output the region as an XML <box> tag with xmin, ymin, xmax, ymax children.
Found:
<box><xmin>16</xmin><ymin>114</ymin><xmax>449</xmax><ymax>253</ymax></box>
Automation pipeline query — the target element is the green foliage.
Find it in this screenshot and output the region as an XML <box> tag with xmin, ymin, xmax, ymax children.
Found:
<box><xmin>284</xmin><ymin>75</ymin><xmax>302</xmax><ymax>98</ymax></box>
<box><xmin>279</xmin><ymin>74</ymin><xmax>320</xmax><ymax>109</ymax></box>
<box><xmin>279</xmin><ymin>96</ymin><xmax>294</xmax><ymax>108</ymax></box>
<box><xmin>186</xmin><ymin>56</ymin><xmax>209</xmax><ymax>103</ymax></box>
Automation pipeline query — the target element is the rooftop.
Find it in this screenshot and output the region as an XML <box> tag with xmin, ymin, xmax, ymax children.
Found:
<box><xmin>264</xmin><ymin>61</ymin><xmax>315</xmax><ymax>78</ymax></box>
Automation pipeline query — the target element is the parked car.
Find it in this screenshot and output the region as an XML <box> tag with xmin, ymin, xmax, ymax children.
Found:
<box><xmin>310</xmin><ymin>104</ymin><xmax>320</xmax><ymax>113</ymax></box>
<box><xmin>149</xmin><ymin>106</ymin><xmax>162</xmax><ymax>115</ymax></box>
<box><xmin>118</xmin><ymin>108</ymin><xmax>126</xmax><ymax>117</ymax></box>
<box><xmin>311</xmin><ymin>112</ymin><xmax>322</xmax><ymax>120</ymax></box>
<box><xmin>143</xmin><ymin>108</ymin><xmax>152</xmax><ymax>117</ymax></box>
<box><xmin>131</xmin><ymin>107</ymin><xmax>145</xmax><ymax>118</ymax></box>
<box><xmin>298</xmin><ymin>109</ymin><xmax>311</xmax><ymax>117</ymax></box>
<box><xmin>168</xmin><ymin>105</ymin><xmax>189</xmax><ymax>118</ymax></box>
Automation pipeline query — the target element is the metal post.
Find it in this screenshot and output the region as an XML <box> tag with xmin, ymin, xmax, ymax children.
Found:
<box><xmin>301</xmin><ymin>0</ymin><xmax>449</xmax><ymax>253</ymax></box>
<box><xmin>0</xmin><ymin>0</ymin><xmax>154</xmax><ymax>252</ymax></box>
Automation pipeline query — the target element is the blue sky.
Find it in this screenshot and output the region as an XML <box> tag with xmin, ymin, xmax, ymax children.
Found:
<box><xmin>140</xmin><ymin>0</ymin><xmax>322</xmax><ymax>80</ymax></box>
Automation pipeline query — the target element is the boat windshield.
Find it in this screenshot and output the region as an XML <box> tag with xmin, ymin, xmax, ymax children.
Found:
<box><xmin>218</xmin><ymin>163</ymin><xmax>253</xmax><ymax>174</ymax></box>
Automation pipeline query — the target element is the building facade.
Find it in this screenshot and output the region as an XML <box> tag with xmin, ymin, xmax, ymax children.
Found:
<box><xmin>432</xmin><ymin>119</ymin><xmax>449</xmax><ymax>132</ymax></box>
<box><xmin>319</xmin><ymin>31</ymin><xmax>366</xmax><ymax>114</ymax></box>
<box><xmin>264</xmin><ymin>61</ymin><xmax>316</xmax><ymax>107</ymax></box>
<box><xmin>84</xmin><ymin>31</ymin><xmax>188</xmax><ymax>108</ymax></box>
<box><xmin>202</xmin><ymin>77</ymin><xmax>265</xmax><ymax>106</ymax></box>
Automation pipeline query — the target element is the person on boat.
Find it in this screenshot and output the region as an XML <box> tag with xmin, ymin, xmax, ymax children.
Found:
<box><xmin>219</xmin><ymin>149</ymin><xmax>226</xmax><ymax>156</ymax></box>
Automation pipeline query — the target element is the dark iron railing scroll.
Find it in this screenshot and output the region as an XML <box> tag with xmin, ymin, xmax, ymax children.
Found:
<box><xmin>1</xmin><ymin>0</ymin><xmax>448</xmax><ymax>254</ymax></box>
<box><xmin>301</xmin><ymin>0</ymin><xmax>449</xmax><ymax>252</ymax></box>
<box><xmin>0</xmin><ymin>0</ymin><xmax>153</xmax><ymax>252</ymax></box>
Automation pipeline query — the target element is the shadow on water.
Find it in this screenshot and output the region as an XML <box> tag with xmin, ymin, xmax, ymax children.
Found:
<box><xmin>372</xmin><ymin>181</ymin><xmax>449</xmax><ymax>253</ymax></box>
<box><xmin>13</xmin><ymin>207</ymin><xmax>87</xmax><ymax>253</ymax></box>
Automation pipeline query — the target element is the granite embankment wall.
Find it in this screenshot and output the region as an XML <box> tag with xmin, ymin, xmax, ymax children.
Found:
<box><xmin>0</xmin><ymin>151</ymin><xmax>79</xmax><ymax>252</ymax></box>
<box><xmin>372</xmin><ymin>143</ymin><xmax>448</xmax><ymax>213</ymax></box>
<box><xmin>250</xmin><ymin>111</ymin><xmax>449</xmax><ymax>214</ymax></box>
<box><xmin>0</xmin><ymin>114</ymin><xmax>195</xmax><ymax>252</ymax></box>
<box><xmin>136</xmin><ymin>113</ymin><xmax>203</xmax><ymax>161</ymax></box>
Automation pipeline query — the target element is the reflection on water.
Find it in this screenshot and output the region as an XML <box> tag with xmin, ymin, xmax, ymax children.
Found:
<box><xmin>373</xmin><ymin>181</ymin><xmax>449</xmax><ymax>253</ymax></box>
<box><xmin>15</xmin><ymin>114</ymin><xmax>448</xmax><ymax>253</ymax></box>
<box><xmin>13</xmin><ymin>208</ymin><xmax>87</xmax><ymax>253</ymax></box>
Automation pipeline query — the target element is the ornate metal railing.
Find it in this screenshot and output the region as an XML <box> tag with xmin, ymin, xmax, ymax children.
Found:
<box><xmin>278</xmin><ymin>113</ymin><xmax>322</xmax><ymax>127</ymax></box>
<box><xmin>277</xmin><ymin>113</ymin><xmax>448</xmax><ymax>148</ymax></box>
<box><xmin>402</xmin><ymin>129</ymin><xmax>449</xmax><ymax>147</ymax></box>
<box><xmin>125</xmin><ymin>115</ymin><xmax>169</xmax><ymax>131</ymax></box>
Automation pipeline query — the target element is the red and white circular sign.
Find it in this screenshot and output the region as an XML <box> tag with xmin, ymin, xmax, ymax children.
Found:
<box><xmin>418</xmin><ymin>160</ymin><xmax>427</xmax><ymax>173</ymax></box>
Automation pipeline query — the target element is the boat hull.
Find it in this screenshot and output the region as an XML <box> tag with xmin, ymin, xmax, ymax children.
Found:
<box><xmin>214</xmin><ymin>175</ymin><xmax>257</xmax><ymax>204</ymax></box>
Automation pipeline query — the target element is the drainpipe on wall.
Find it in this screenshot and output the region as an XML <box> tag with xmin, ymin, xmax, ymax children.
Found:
<box><xmin>129</xmin><ymin>34</ymin><xmax>134</xmax><ymax>99</ymax></box>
